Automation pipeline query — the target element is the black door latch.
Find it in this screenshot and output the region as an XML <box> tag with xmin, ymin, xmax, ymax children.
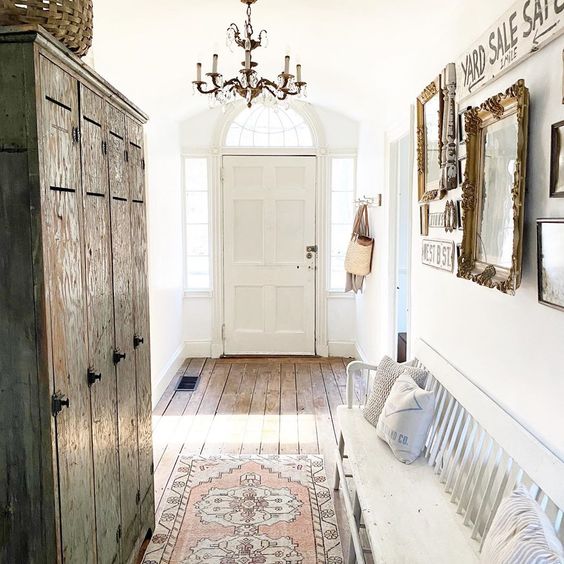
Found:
<box><xmin>113</xmin><ymin>349</ymin><xmax>126</xmax><ymax>365</ymax></box>
<box><xmin>52</xmin><ymin>392</ymin><xmax>70</xmax><ymax>416</ymax></box>
<box><xmin>87</xmin><ymin>369</ymin><xmax>102</xmax><ymax>386</ymax></box>
<box><xmin>133</xmin><ymin>335</ymin><xmax>144</xmax><ymax>349</ymax></box>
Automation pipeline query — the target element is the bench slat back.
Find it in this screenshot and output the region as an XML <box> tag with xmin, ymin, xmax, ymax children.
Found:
<box><xmin>348</xmin><ymin>339</ymin><xmax>564</xmax><ymax>550</ymax></box>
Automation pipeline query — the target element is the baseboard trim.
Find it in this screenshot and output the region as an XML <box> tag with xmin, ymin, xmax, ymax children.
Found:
<box><xmin>184</xmin><ymin>340</ymin><xmax>213</xmax><ymax>358</ymax></box>
<box><xmin>328</xmin><ymin>341</ymin><xmax>357</xmax><ymax>358</ymax></box>
<box><xmin>152</xmin><ymin>343</ymin><xmax>186</xmax><ymax>410</ymax></box>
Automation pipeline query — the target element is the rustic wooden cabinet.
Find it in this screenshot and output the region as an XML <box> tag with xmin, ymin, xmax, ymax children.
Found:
<box><xmin>0</xmin><ymin>27</ymin><xmax>154</xmax><ymax>563</ymax></box>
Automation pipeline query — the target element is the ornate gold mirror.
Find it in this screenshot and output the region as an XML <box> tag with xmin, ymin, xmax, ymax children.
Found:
<box><xmin>458</xmin><ymin>80</ymin><xmax>529</xmax><ymax>295</ymax></box>
<box><xmin>417</xmin><ymin>76</ymin><xmax>445</xmax><ymax>203</ymax></box>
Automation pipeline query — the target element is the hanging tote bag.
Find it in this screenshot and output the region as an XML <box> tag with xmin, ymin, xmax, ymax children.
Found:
<box><xmin>344</xmin><ymin>204</ymin><xmax>374</xmax><ymax>276</ymax></box>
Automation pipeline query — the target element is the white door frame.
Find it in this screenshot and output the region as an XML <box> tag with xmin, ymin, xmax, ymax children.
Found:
<box><xmin>385</xmin><ymin>108</ymin><xmax>415</xmax><ymax>361</ymax></box>
<box><xmin>210</xmin><ymin>147</ymin><xmax>330</xmax><ymax>357</ymax></box>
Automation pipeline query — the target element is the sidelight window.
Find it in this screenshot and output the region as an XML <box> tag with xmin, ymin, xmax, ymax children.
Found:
<box><xmin>184</xmin><ymin>157</ymin><xmax>211</xmax><ymax>290</ymax></box>
<box><xmin>330</xmin><ymin>157</ymin><xmax>356</xmax><ymax>291</ymax></box>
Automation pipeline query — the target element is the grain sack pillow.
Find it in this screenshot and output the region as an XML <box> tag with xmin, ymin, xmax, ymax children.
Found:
<box><xmin>375</xmin><ymin>373</ymin><xmax>435</xmax><ymax>464</ymax></box>
<box><xmin>481</xmin><ymin>486</ymin><xmax>564</xmax><ymax>564</ymax></box>
<box><xmin>363</xmin><ymin>356</ymin><xmax>428</xmax><ymax>428</ymax></box>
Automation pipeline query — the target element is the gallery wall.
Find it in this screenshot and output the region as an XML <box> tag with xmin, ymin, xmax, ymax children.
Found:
<box><xmin>410</xmin><ymin>38</ymin><xmax>564</xmax><ymax>461</ymax></box>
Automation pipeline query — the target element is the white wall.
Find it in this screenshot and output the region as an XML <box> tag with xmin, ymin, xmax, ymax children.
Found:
<box><xmin>410</xmin><ymin>38</ymin><xmax>564</xmax><ymax>461</ymax></box>
<box><xmin>354</xmin><ymin>122</ymin><xmax>388</xmax><ymax>361</ymax></box>
<box><xmin>145</xmin><ymin>119</ymin><xmax>185</xmax><ymax>403</ymax></box>
<box><xmin>180</xmin><ymin>103</ymin><xmax>359</xmax><ymax>357</ymax></box>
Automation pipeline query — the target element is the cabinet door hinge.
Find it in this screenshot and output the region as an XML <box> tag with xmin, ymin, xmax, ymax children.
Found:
<box><xmin>116</xmin><ymin>524</ymin><xmax>122</xmax><ymax>543</ymax></box>
<box><xmin>124</xmin><ymin>149</ymin><xmax>129</xmax><ymax>163</ymax></box>
<box><xmin>102</xmin><ymin>140</ymin><xmax>107</xmax><ymax>155</ymax></box>
<box><xmin>221</xmin><ymin>324</ymin><xmax>226</xmax><ymax>342</ymax></box>
<box><xmin>150</xmin><ymin>462</ymin><xmax>154</xmax><ymax>475</ymax></box>
<box><xmin>72</xmin><ymin>126</ymin><xmax>81</xmax><ymax>144</ymax></box>
<box><xmin>220</xmin><ymin>167</ymin><xmax>224</xmax><ymax>183</ymax></box>
<box><xmin>136</xmin><ymin>489</ymin><xmax>141</xmax><ymax>505</ymax></box>
<box><xmin>141</xmin><ymin>158</ymin><xmax>146</xmax><ymax>170</ymax></box>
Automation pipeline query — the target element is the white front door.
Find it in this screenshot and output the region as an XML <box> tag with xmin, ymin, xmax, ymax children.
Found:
<box><xmin>223</xmin><ymin>155</ymin><xmax>316</xmax><ymax>355</ymax></box>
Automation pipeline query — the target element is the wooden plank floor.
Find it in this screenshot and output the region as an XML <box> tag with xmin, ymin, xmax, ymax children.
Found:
<box><xmin>151</xmin><ymin>356</ymin><xmax>354</xmax><ymax>555</ymax></box>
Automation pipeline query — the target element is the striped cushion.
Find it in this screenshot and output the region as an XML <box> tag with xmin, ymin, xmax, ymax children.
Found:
<box><xmin>363</xmin><ymin>356</ymin><xmax>428</xmax><ymax>427</ymax></box>
<box><xmin>481</xmin><ymin>486</ymin><xmax>564</xmax><ymax>564</ymax></box>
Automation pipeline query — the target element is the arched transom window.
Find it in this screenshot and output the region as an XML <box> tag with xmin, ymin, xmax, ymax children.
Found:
<box><xmin>225</xmin><ymin>105</ymin><xmax>314</xmax><ymax>148</ymax></box>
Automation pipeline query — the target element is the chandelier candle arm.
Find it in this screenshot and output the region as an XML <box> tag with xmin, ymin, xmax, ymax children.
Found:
<box><xmin>192</xmin><ymin>0</ymin><xmax>307</xmax><ymax>108</ymax></box>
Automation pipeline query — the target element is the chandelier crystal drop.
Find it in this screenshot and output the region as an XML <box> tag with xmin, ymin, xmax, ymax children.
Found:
<box><xmin>193</xmin><ymin>0</ymin><xmax>307</xmax><ymax>108</ymax></box>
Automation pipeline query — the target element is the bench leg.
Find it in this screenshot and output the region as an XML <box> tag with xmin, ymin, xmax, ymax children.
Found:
<box><xmin>334</xmin><ymin>432</ymin><xmax>345</xmax><ymax>491</ymax></box>
<box><xmin>347</xmin><ymin>490</ymin><xmax>362</xmax><ymax>564</ymax></box>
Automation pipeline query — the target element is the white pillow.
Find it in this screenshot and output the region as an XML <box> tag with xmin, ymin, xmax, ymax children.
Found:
<box><xmin>363</xmin><ymin>356</ymin><xmax>428</xmax><ymax>428</ymax></box>
<box><xmin>481</xmin><ymin>485</ymin><xmax>564</xmax><ymax>564</ymax></box>
<box><xmin>375</xmin><ymin>373</ymin><xmax>435</xmax><ymax>464</ymax></box>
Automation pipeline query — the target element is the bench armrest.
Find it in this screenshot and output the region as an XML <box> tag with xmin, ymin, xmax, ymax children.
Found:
<box><xmin>346</xmin><ymin>360</ymin><xmax>379</xmax><ymax>408</ymax></box>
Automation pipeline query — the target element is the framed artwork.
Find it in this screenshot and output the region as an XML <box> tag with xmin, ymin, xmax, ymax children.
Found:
<box><xmin>456</xmin><ymin>199</ymin><xmax>464</xmax><ymax>231</ymax></box>
<box><xmin>420</xmin><ymin>204</ymin><xmax>430</xmax><ymax>236</ymax></box>
<box><xmin>457</xmin><ymin>157</ymin><xmax>466</xmax><ymax>186</ymax></box>
<box><xmin>458</xmin><ymin>106</ymin><xmax>472</xmax><ymax>144</ymax></box>
<box><xmin>458</xmin><ymin>79</ymin><xmax>530</xmax><ymax>295</ymax></box>
<box><xmin>550</xmin><ymin>120</ymin><xmax>564</xmax><ymax>198</ymax></box>
<box><xmin>537</xmin><ymin>219</ymin><xmax>564</xmax><ymax>312</ymax></box>
<box><xmin>417</xmin><ymin>75</ymin><xmax>444</xmax><ymax>203</ymax></box>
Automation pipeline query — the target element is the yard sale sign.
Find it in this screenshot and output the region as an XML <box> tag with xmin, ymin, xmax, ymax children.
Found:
<box><xmin>457</xmin><ymin>0</ymin><xmax>564</xmax><ymax>99</ymax></box>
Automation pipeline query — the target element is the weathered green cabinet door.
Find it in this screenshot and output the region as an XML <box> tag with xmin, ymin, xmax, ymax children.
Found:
<box><xmin>107</xmin><ymin>103</ymin><xmax>141</xmax><ymax>559</ymax></box>
<box><xmin>80</xmin><ymin>85</ymin><xmax>122</xmax><ymax>564</ymax></box>
<box><xmin>128</xmin><ymin>116</ymin><xmax>155</xmax><ymax>534</ymax></box>
<box><xmin>39</xmin><ymin>55</ymin><xmax>97</xmax><ymax>563</ymax></box>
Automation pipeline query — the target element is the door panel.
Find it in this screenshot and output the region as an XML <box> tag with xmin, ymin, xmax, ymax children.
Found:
<box><xmin>110</xmin><ymin>194</ymin><xmax>140</xmax><ymax>557</ymax></box>
<box><xmin>131</xmin><ymin>200</ymin><xmax>154</xmax><ymax>533</ymax></box>
<box><xmin>223</xmin><ymin>156</ymin><xmax>316</xmax><ymax>355</ymax></box>
<box><xmin>80</xmin><ymin>85</ymin><xmax>121</xmax><ymax>564</ymax></box>
<box><xmin>108</xmin><ymin>103</ymin><xmax>140</xmax><ymax>556</ymax></box>
<box><xmin>40</xmin><ymin>57</ymin><xmax>97</xmax><ymax>563</ymax></box>
<box><xmin>127</xmin><ymin>118</ymin><xmax>145</xmax><ymax>202</ymax></box>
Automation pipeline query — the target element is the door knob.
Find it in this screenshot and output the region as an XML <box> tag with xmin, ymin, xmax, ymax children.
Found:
<box><xmin>113</xmin><ymin>349</ymin><xmax>126</xmax><ymax>365</ymax></box>
<box><xmin>306</xmin><ymin>252</ymin><xmax>313</xmax><ymax>259</ymax></box>
<box><xmin>87</xmin><ymin>369</ymin><xmax>102</xmax><ymax>386</ymax></box>
<box><xmin>133</xmin><ymin>335</ymin><xmax>144</xmax><ymax>349</ymax></box>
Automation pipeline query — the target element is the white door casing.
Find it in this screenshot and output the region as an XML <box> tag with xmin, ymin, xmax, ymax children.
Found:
<box><xmin>223</xmin><ymin>155</ymin><xmax>316</xmax><ymax>355</ymax></box>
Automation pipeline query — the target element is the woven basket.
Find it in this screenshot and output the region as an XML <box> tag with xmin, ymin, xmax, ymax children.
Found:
<box><xmin>0</xmin><ymin>0</ymin><xmax>93</xmax><ymax>56</ymax></box>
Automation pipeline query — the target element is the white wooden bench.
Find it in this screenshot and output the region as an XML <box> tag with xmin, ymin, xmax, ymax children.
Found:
<box><xmin>334</xmin><ymin>339</ymin><xmax>564</xmax><ymax>564</ymax></box>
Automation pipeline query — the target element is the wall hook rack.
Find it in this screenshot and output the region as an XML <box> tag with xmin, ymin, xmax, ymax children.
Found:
<box><xmin>354</xmin><ymin>194</ymin><xmax>382</xmax><ymax>207</ymax></box>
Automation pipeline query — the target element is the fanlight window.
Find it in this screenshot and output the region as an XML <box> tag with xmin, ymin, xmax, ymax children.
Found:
<box><xmin>225</xmin><ymin>105</ymin><xmax>314</xmax><ymax>148</ymax></box>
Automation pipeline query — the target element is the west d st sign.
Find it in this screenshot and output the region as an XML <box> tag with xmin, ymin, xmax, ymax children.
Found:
<box><xmin>422</xmin><ymin>239</ymin><xmax>455</xmax><ymax>272</ymax></box>
<box><xmin>457</xmin><ymin>0</ymin><xmax>564</xmax><ymax>100</ymax></box>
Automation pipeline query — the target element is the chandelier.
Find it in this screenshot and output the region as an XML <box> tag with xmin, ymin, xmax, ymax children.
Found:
<box><xmin>193</xmin><ymin>0</ymin><xmax>307</xmax><ymax>108</ymax></box>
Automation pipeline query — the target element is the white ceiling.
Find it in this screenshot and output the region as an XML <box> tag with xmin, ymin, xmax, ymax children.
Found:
<box><xmin>91</xmin><ymin>0</ymin><xmax>515</xmax><ymax>126</ymax></box>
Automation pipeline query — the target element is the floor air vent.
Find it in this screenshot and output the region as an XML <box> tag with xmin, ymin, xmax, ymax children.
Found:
<box><xmin>177</xmin><ymin>375</ymin><xmax>199</xmax><ymax>392</ymax></box>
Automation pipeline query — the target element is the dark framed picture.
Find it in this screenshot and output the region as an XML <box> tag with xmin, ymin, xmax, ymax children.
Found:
<box><xmin>457</xmin><ymin>157</ymin><xmax>466</xmax><ymax>187</ymax></box>
<box><xmin>537</xmin><ymin>219</ymin><xmax>564</xmax><ymax>312</ymax></box>
<box><xmin>550</xmin><ymin>120</ymin><xmax>564</xmax><ymax>198</ymax></box>
<box><xmin>457</xmin><ymin>106</ymin><xmax>472</xmax><ymax>144</ymax></box>
<box><xmin>456</xmin><ymin>200</ymin><xmax>464</xmax><ymax>231</ymax></box>
<box><xmin>420</xmin><ymin>204</ymin><xmax>429</xmax><ymax>236</ymax></box>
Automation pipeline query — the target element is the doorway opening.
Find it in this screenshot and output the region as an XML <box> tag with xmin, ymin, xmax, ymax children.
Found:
<box><xmin>220</xmin><ymin>104</ymin><xmax>319</xmax><ymax>356</ymax></box>
<box><xmin>390</xmin><ymin>133</ymin><xmax>412</xmax><ymax>362</ymax></box>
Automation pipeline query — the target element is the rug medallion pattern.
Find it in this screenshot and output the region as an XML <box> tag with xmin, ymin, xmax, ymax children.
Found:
<box><xmin>142</xmin><ymin>455</ymin><xmax>343</xmax><ymax>564</ymax></box>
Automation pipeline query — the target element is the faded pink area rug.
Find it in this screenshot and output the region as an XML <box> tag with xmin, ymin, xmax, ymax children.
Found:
<box><xmin>142</xmin><ymin>455</ymin><xmax>343</xmax><ymax>564</ymax></box>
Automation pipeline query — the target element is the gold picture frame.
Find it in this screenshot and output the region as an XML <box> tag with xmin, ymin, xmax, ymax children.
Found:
<box><xmin>457</xmin><ymin>79</ymin><xmax>529</xmax><ymax>295</ymax></box>
<box><xmin>417</xmin><ymin>75</ymin><xmax>445</xmax><ymax>203</ymax></box>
